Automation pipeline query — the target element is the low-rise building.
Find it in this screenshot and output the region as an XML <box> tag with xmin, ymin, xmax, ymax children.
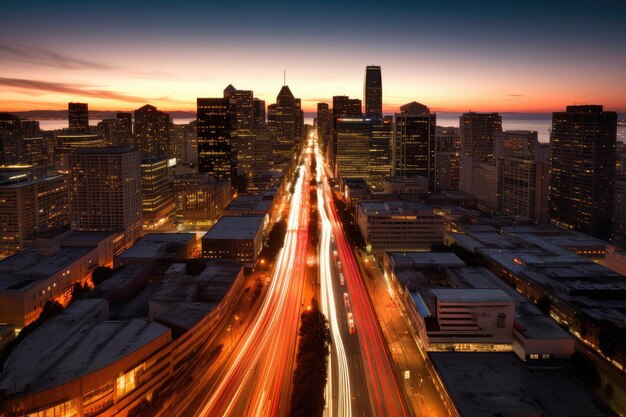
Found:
<box><xmin>0</xmin><ymin>231</ymin><xmax>114</xmax><ymax>329</ymax></box>
<box><xmin>115</xmin><ymin>233</ymin><xmax>198</xmax><ymax>267</ymax></box>
<box><xmin>356</xmin><ymin>201</ymin><xmax>443</xmax><ymax>256</ymax></box>
<box><xmin>173</xmin><ymin>173</ymin><xmax>231</xmax><ymax>228</ymax></box>
<box><xmin>382</xmin><ymin>176</ymin><xmax>428</xmax><ymax>195</ymax></box>
<box><xmin>0</xmin><ymin>259</ymin><xmax>245</xmax><ymax>417</ymax></box>
<box><xmin>201</xmin><ymin>216</ymin><xmax>264</xmax><ymax>265</ymax></box>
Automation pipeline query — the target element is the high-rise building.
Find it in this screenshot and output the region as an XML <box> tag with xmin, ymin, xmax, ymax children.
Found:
<box><xmin>370</xmin><ymin>116</ymin><xmax>393</xmax><ymax>179</ymax></box>
<box><xmin>459</xmin><ymin>155</ymin><xmax>498</xmax><ymax>212</ymax></box>
<box><xmin>141</xmin><ymin>156</ymin><xmax>175</xmax><ymax>228</ymax></box>
<box><xmin>98</xmin><ymin>112</ymin><xmax>133</xmax><ymax>147</ymax></box>
<box><xmin>460</xmin><ymin>112</ymin><xmax>502</xmax><ymax>161</ymax></box>
<box><xmin>336</xmin><ymin>118</ymin><xmax>372</xmax><ymax>180</ymax></box>
<box><xmin>223</xmin><ymin>85</ymin><xmax>255</xmax><ymax>182</ymax></box>
<box><xmin>331</xmin><ymin>95</ymin><xmax>362</xmax><ymax>169</ymax></box>
<box><xmin>495</xmin><ymin>130</ymin><xmax>549</xmax><ymax>222</ymax></box>
<box><xmin>268</xmin><ymin>85</ymin><xmax>302</xmax><ymax>161</ymax></box>
<box><xmin>316</xmin><ymin>103</ymin><xmax>331</xmax><ymax>155</ymax></box>
<box><xmin>435</xmin><ymin>127</ymin><xmax>461</xmax><ymax>191</ymax></box>
<box><xmin>134</xmin><ymin>104</ymin><xmax>171</xmax><ymax>156</ymax></box>
<box><xmin>0</xmin><ymin>175</ymin><xmax>69</xmax><ymax>258</ymax></box>
<box><xmin>253</xmin><ymin>98</ymin><xmax>266</xmax><ymax>129</ymax></box>
<box><xmin>224</xmin><ymin>85</ymin><xmax>254</xmax><ymax>130</ymax></box>
<box><xmin>68</xmin><ymin>102</ymin><xmax>89</xmax><ymax>131</ymax></box>
<box><xmin>69</xmin><ymin>147</ymin><xmax>142</xmax><ymax>248</ymax></box>
<box><xmin>197</xmin><ymin>97</ymin><xmax>236</xmax><ymax>182</ymax></box>
<box><xmin>393</xmin><ymin>102</ymin><xmax>436</xmax><ymax>192</ymax></box>
<box><xmin>173</xmin><ymin>173</ymin><xmax>231</xmax><ymax>227</ymax></box>
<box><xmin>364</xmin><ymin>65</ymin><xmax>382</xmax><ymax>119</ymax></box>
<box><xmin>0</xmin><ymin>113</ymin><xmax>24</xmax><ymax>165</ymax></box>
<box><xmin>550</xmin><ymin>105</ymin><xmax>617</xmax><ymax>239</ymax></box>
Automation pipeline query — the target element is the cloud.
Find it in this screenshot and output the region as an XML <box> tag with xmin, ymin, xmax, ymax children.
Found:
<box><xmin>0</xmin><ymin>76</ymin><xmax>155</xmax><ymax>104</ymax></box>
<box><xmin>0</xmin><ymin>43</ymin><xmax>118</xmax><ymax>71</ymax></box>
<box><xmin>507</xmin><ymin>94</ymin><xmax>525</xmax><ymax>97</ymax></box>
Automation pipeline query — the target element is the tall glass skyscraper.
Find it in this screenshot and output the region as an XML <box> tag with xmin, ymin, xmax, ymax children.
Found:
<box><xmin>364</xmin><ymin>66</ymin><xmax>382</xmax><ymax>119</ymax></box>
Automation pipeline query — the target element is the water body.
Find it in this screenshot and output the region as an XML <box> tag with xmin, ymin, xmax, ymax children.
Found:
<box><xmin>37</xmin><ymin>115</ymin><xmax>625</xmax><ymax>144</ymax></box>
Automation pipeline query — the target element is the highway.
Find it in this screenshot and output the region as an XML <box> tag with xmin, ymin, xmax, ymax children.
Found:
<box><xmin>318</xmin><ymin>141</ymin><xmax>411</xmax><ymax>417</ymax></box>
<box><xmin>315</xmin><ymin>140</ymin><xmax>372</xmax><ymax>417</ymax></box>
<box><xmin>189</xmin><ymin>147</ymin><xmax>311</xmax><ymax>417</ymax></box>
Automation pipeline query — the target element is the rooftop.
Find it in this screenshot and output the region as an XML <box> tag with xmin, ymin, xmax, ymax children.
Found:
<box><xmin>430</xmin><ymin>352</ymin><xmax>610</xmax><ymax>417</ymax></box>
<box><xmin>74</xmin><ymin>146</ymin><xmax>135</xmax><ymax>154</ymax></box>
<box><xmin>203</xmin><ymin>216</ymin><xmax>264</xmax><ymax>240</ymax></box>
<box><xmin>359</xmin><ymin>200</ymin><xmax>433</xmax><ymax>214</ymax></box>
<box><xmin>0</xmin><ymin>300</ymin><xmax>171</xmax><ymax>395</ymax></box>
<box><xmin>0</xmin><ymin>174</ymin><xmax>65</xmax><ymax>189</ymax></box>
<box><xmin>387</xmin><ymin>251</ymin><xmax>465</xmax><ymax>269</ymax></box>
<box><xmin>224</xmin><ymin>194</ymin><xmax>273</xmax><ymax>214</ymax></box>
<box><xmin>117</xmin><ymin>233</ymin><xmax>195</xmax><ymax>260</ymax></box>
<box><xmin>430</xmin><ymin>288</ymin><xmax>513</xmax><ymax>304</ymax></box>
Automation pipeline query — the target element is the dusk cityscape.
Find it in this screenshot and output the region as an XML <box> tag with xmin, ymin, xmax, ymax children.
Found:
<box><xmin>1</xmin><ymin>1</ymin><xmax>626</xmax><ymax>417</ymax></box>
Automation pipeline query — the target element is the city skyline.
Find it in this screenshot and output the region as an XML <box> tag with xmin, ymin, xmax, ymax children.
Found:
<box><xmin>2</xmin><ymin>0</ymin><xmax>626</xmax><ymax>113</ymax></box>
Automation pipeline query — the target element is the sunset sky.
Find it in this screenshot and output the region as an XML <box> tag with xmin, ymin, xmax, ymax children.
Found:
<box><xmin>1</xmin><ymin>0</ymin><xmax>625</xmax><ymax>113</ymax></box>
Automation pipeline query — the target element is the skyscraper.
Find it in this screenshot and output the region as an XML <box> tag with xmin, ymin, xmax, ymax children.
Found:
<box><xmin>316</xmin><ymin>103</ymin><xmax>331</xmax><ymax>155</ymax></box>
<box><xmin>197</xmin><ymin>97</ymin><xmax>236</xmax><ymax>182</ymax></box>
<box><xmin>364</xmin><ymin>65</ymin><xmax>382</xmax><ymax>119</ymax></box>
<box><xmin>141</xmin><ymin>155</ymin><xmax>175</xmax><ymax>228</ymax></box>
<box><xmin>331</xmin><ymin>95</ymin><xmax>362</xmax><ymax>169</ymax></box>
<box><xmin>550</xmin><ymin>105</ymin><xmax>617</xmax><ymax>239</ymax></box>
<box><xmin>268</xmin><ymin>85</ymin><xmax>301</xmax><ymax>161</ymax></box>
<box><xmin>68</xmin><ymin>102</ymin><xmax>89</xmax><ymax>131</ymax></box>
<box><xmin>224</xmin><ymin>85</ymin><xmax>255</xmax><ymax>182</ymax></box>
<box><xmin>134</xmin><ymin>104</ymin><xmax>171</xmax><ymax>156</ymax></box>
<box><xmin>0</xmin><ymin>113</ymin><xmax>23</xmax><ymax>165</ymax></box>
<box><xmin>460</xmin><ymin>112</ymin><xmax>502</xmax><ymax>161</ymax></box>
<box><xmin>69</xmin><ymin>147</ymin><xmax>142</xmax><ymax>248</ymax></box>
<box><xmin>335</xmin><ymin>118</ymin><xmax>371</xmax><ymax>180</ymax></box>
<box><xmin>253</xmin><ymin>98</ymin><xmax>266</xmax><ymax>128</ymax></box>
<box><xmin>370</xmin><ymin>116</ymin><xmax>393</xmax><ymax>179</ymax></box>
<box><xmin>495</xmin><ymin>130</ymin><xmax>549</xmax><ymax>222</ymax></box>
<box><xmin>393</xmin><ymin>102</ymin><xmax>436</xmax><ymax>192</ymax></box>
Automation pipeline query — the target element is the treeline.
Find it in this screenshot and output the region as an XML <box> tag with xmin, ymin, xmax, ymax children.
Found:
<box><xmin>289</xmin><ymin>299</ymin><xmax>330</xmax><ymax>417</ymax></box>
<box><xmin>259</xmin><ymin>219</ymin><xmax>288</xmax><ymax>263</ymax></box>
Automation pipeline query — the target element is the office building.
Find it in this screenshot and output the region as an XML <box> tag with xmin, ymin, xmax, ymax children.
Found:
<box><xmin>197</xmin><ymin>97</ymin><xmax>236</xmax><ymax>182</ymax></box>
<box><xmin>202</xmin><ymin>216</ymin><xmax>264</xmax><ymax>265</ymax></box>
<box><xmin>69</xmin><ymin>147</ymin><xmax>142</xmax><ymax>249</ymax></box>
<box><xmin>393</xmin><ymin>102</ymin><xmax>436</xmax><ymax>192</ymax></box>
<box><xmin>331</xmin><ymin>95</ymin><xmax>362</xmax><ymax>167</ymax></box>
<box><xmin>460</xmin><ymin>112</ymin><xmax>502</xmax><ymax>161</ymax></box>
<box><xmin>141</xmin><ymin>156</ymin><xmax>175</xmax><ymax>228</ymax></box>
<box><xmin>495</xmin><ymin>130</ymin><xmax>549</xmax><ymax>222</ymax></box>
<box><xmin>268</xmin><ymin>85</ymin><xmax>302</xmax><ymax>161</ymax></box>
<box><xmin>335</xmin><ymin>118</ymin><xmax>371</xmax><ymax>180</ymax></box>
<box><xmin>356</xmin><ymin>200</ymin><xmax>443</xmax><ymax>256</ymax></box>
<box><xmin>253</xmin><ymin>98</ymin><xmax>266</xmax><ymax>128</ymax></box>
<box><xmin>173</xmin><ymin>173</ymin><xmax>231</xmax><ymax>228</ymax></box>
<box><xmin>134</xmin><ymin>104</ymin><xmax>171</xmax><ymax>157</ymax></box>
<box><xmin>459</xmin><ymin>155</ymin><xmax>497</xmax><ymax>212</ymax></box>
<box><xmin>550</xmin><ymin>105</ymin><xmax>617</xmax><ymax>239</ymax></box>
<box><xmin>316</xmin><ymin>102</ymin><xmax>331</xmax><ymax>154</ymax></box>
<box><xmin>370</xmin><ymin>116</ymin><xmax>393</xmax><ymax>179</ymax></box>
<box><xmin>0</xmin><ymin>113</ymin><xmax>24</xmax><ymax>165</ymax></box>
<box><xmin>68</xmin><ymin>102</ymin><xmax>89</xmax><ymax>131</ymax></box>
<box><xmin>98</xmin><ymin>112</ymin><xmax>133</xmax><ymax>147</ymax></box>
<box><xmin>0</xmin><ymin>175</ymin><xmax>69</xmax><ymax>258</ymax></box>
<box><xmin>364</xmin><ymin>65</ymin><xmax>382</xmax><ymax>118</ymax></box>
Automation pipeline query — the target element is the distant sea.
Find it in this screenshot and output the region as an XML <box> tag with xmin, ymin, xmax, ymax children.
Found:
<box><xmin>38</xmin><ymin>113</ymin><xmax>626</xmax><ymax>144</ymax></box>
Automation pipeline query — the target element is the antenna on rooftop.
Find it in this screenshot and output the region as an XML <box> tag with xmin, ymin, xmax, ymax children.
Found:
<box><xmin>283</xmin><ymin>70</ymin><xmax>286</xmax><ymax>86</ymax></box>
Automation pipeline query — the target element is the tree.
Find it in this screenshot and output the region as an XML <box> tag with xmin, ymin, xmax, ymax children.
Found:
<box><xmin>91</xmin><ymin>266</ymin><xmax>113</xmax><ymax>286</ymax></box>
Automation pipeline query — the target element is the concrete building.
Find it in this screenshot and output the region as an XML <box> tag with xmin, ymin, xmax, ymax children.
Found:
<box><xmin>115</xmin><ymin>233</ymin><xmax>198</xmax><ymax>267</ymax></box>
<box><xmin>69</xmin><ymin>147</ymin><xmax>142</xmax><ymax>250</ymax></box>
<box><xmin>141</xmin><ymin>156</ymin><xmax>175</xmax><ymax>228</ymax></box>
<box><xmin>431</xmin><ymin>352</ymin><xmax>612</xmax><ymax>417</ymax></box>
<box><xmin>356</xmin><ymin>201</ymin><xmax>443</xmax><ymax>256</ymax></box>
<box><xmin>0</xmin><ymin>175</ymin><xmax>69</xmax><ymax>259</ymax></box>
<box><xmin>382</xmin><ymin>176</ymin><xmax>428</xmax><ymax>195</ymax></box>
<box><xmin>172</xmin><ymin>173</ymin><xmax>231</xmax><ymax>228</ymax></box>
<box><xmin>202</xmin><ymin>216</ymin><xmax>264</xmax><ymax>265</ymax></box>
<box><xmin>0</xmin><ymin>231</ymin><xmax>114</xmax><ymax>328</ymax></box>
<box><xmin>460</xmin><ymin>112</ymin><xmax>502</xmax><ymax>161</ymax></box>
<box><xmin>459</xmin><ymin>155</ymin><xmax>498</xmax><ymax>213</ymax></box>
<box><xmin>134</xmin><ymin>104</ymin><xmax>171</xmax><ymax>157</ymax></box>
<box><xmin>0</xmin><ymin>259</ymin><xmax>245</xmax><ymax>417</ymax></box>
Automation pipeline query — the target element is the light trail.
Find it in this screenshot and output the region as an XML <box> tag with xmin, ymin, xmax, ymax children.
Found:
<box><xmin>193</xmin><ymin>153</ymin><xmax>310</xmax><ymax>417</ymax></box>
<box><xmin>318</xmin><ymin>149</ymin><xmax>410</xmax><ymax>417</ymax></box>
<box><xmin>315</xmin><ymin>139</ymin><xmax>353</xmax><ymax>417</ymax></box>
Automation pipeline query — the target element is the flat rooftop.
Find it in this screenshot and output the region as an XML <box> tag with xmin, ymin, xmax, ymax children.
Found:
<box><xmin>118</xmin><ymin>233</ymin><xmax>195</xmax><ymax>259</ymax></box>
<box><xmin>0</xmin><ymin>246</ymin><xmax>94</xmax><ymax>291</ymax></box>
<box><xmin>74</xmin><ymin>146</ymin><xmax>134</xmax><ymax>154</ymax></box>
<box><xmin>0</xmin><ymin>300</ymin><xmax>171</xmax><ymax>395</ymax></box>
<box><xmin>0</xmin><ymin>174</ymin><xmax>65</xmax><ymax>189</ymax></box>
<box><xmin>359</xmin><ymin>200</ymin><xmax>433</xmax><ymax>214</ymax></box>
<box><xmin>225</xmin><ymin>195</ymin><xmax>273</xmax><ymax>213</ymax></box>
<box><xmin>387</xmin><ymin>251</ymin><xmax>465</xmax><ymax>269</ymax></box>
<box><xmin>430</xmin><ymin>288</ymin><xmax>512</xmax><ymax>304</ymax></box>
<box><xmin>430</xmin><ymin>352</ymin><xmax>611</xmax><ymax>417</ymax></box>
<box><xmin>203</xmin><ymin>216</ymin><xmax>264</xmax><ymax>240</ymax></box>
